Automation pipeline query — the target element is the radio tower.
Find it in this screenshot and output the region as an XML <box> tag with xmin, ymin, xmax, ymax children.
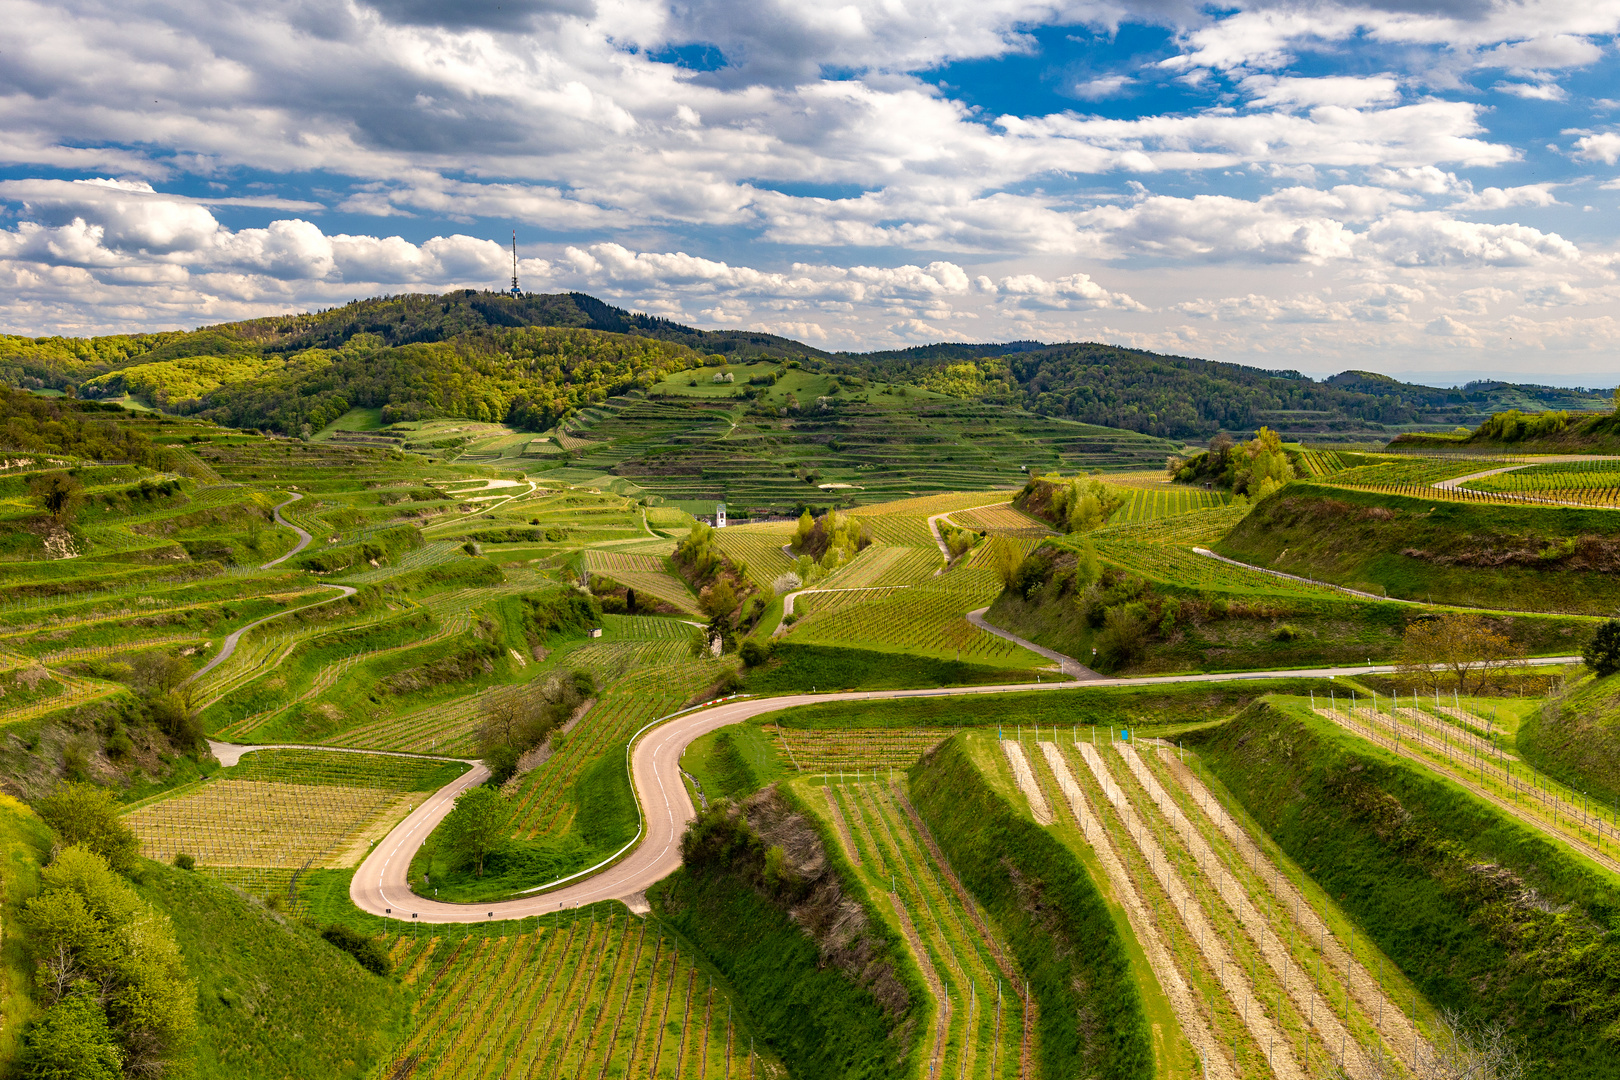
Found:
<box><xmin>509</xmin><ymin>231</ymin><xmax>521</xmax><ymax>297</ymax></box>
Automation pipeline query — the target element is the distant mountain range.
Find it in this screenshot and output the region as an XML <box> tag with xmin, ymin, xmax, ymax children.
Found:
<box><xmin>1</xmin><ymin>290</ymin><xmax>1610</xmax><ymax>444</ymax></box>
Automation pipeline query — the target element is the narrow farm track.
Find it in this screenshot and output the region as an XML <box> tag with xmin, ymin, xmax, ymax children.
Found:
<box><xmin>1434</xmin><ymin>455</ymin><xmax>1620</xmax><ymax>507</ymax></box>
<box><xmin>260</xmin><ymin>491</ymin><xmax>313</xmax><ymax>568</ymax></box>
<box><xmin>1075</xmin><ymin>740</ymin><xmax>1306</xmax><ymax>1080</ymax></box>
<box><xmin>185</xmin><ymin>583</ymin><xmax>358</xmax><ymax>686</ymax></box>
<box><xmin>1159</xmin><ymin>748</ymin><xmax>1429</xmax><ymax>1064</ymax></box>
<box><xmin>966</xmin><ymin>607</ymin><xmax>1097</xmax><ymax>679</ymax></box>
<box><xmin>1038</xmin><ymin>743</ymin><xmax>1235</xmax><ymax>1080</ymax></box>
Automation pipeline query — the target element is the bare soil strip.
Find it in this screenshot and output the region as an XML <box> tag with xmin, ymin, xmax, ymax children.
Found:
<box><xmin>1076</xmin><ymin>741</ymin><xmax>1305</xmax><ymax>1080</ymax></box>
<box><xmin>1116</xmin><ymin>742</ymin><xmax>1382</xmax><ymax>1079</ymax></box>
<box><xmin>1001</xmin><ymin>741</ymin><xmax>1054</xmax><ymax>824</ymax></box>
<box><xmin>1159</xmin><ymin>747</ymin><xmax>1430</xmax><ymax>1066</ymax></box>
<box><xmin>1038</xmin><ymin>743</ymin><xmax>1235</xmax><ymax>1080</ymax></box>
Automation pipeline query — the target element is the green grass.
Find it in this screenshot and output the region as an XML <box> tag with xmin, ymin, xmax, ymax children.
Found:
<box><xmin>1190</xmin><ymin>697</ymin><xmax>1620</xmax><ymax>1078</ymax></box>
<box><xmin>312</xmin><ymin>406</ymin><xmax>386</xmax><ymax>439</ymax></box>
<box><xmin>908</xmin><ymin>733</ymin><xmax>1151</xmax><ymax>1079</ymax></box>
<box><xmin>137</xmin><ymin>861</ymin><xmax>409</xmax><ymax>1080</ymax></box>
<box><xmin>1217</xmin><ymin>483</ymin><xmax>1620</xmax><ymax>613</ymax></box>
<box><xmin>765</xmin><ymin>678</ymin><xmax>1339</xmax><ymax>734</ymax></box>
<box><xmin>411</xmin><ymin>738</ymin><xmax>638</xmax><ymax>903</ymax></box>
<box><xmin>1518</xmin><ymin>672</ymin><xmax>1620</xmax><ymax>810</ymax></box>
<box><xmin>741</xmin><ymin>642</ymin><xmax>1040</xmax><ymax>694</ymax></box>
<box><xmin>219</xmin><ymin>748</ymin><xmax>470</xmax><ymax>791</ymax></box>
<box><xmin>649</xmin><ymin>783</ymin><xmax>927</xmax><ymax>1080</ymax></box>
<box><xmin>0</xmin><ymin>795</ymin><xmax>54</xmax><ymax>1070</ymax></box>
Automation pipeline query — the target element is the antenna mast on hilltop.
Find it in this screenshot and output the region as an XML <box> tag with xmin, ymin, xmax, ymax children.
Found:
<box><xmin>509</xmin><ymin>232</ymin><xmax>521</xmax><ymax>297</ymax></box>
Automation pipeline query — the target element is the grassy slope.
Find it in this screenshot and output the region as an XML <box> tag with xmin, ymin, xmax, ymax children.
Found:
<box><xmin>741</xmin><ymin>642</ymin><xmax>1040</xmax><ymax>694</ymax></box>
<box><xmin>650</xmin><ymin>784</ymin><xmax>926</xmax><ymax>1080</ymax></box>
<box><xmin>986</xmin><ymin>566</ymin><xmax>1591</xmax><ymax>675</ymax></box>
<box><xmin>1191</xmin><ymin>698</ymin><xmax>1620</xmax><ymax>1077</ymax></box>
<box><xmin>908</xmin><ymin>733</ymin><xmax>1150</xmax><ymax>1080</ymax></box>
<box><xmin>138</xmin><ymin>864</ymin><xmax>409</xmax><ymax>1080</ymax></box>
<box><xmin>1518</xmin><ymin>672</ymin><xmax>1620</xmax><ymax>808</ymax></box>
<box><xmin>1216</xmin><ymin>483</ymin><xmax>1620</xmax><ymax>613</ymax></box>
<box><xmin>0</xmin><ymin>796</ymin><xmax>53</xmax><ymax>1069</ymax></box>
<box><xmin>764</xmin><ymin>679</ymin><xmax>1338</xmax><ymax>735</ymax></box>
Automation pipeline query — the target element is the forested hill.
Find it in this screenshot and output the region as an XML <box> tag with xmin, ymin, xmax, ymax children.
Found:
<box><xmin>0</xmin><ymin>289</ymin><xmax>1610</xmax><ymax>441</ymax></box>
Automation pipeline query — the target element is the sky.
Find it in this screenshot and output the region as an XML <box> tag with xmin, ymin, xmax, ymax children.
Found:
<box><xmin>2</xmin><ymin>1</ymin><xmax>1619</xmax><ymax>384</ymax></box>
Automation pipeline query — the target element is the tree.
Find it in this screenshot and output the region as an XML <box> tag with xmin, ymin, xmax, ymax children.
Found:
<box><xmin>700</xmin><ymin>578</ymin><xmax>739</xmax><ymax>619</ymax></box>
<box><xmin>442</xmin><ymin>787</ymin><xmax>508</xmax><ymax>877</ymax></box>
<box><xmin>35</xmin><ymin>784</ymin><xmax>140</xmax><ymax>873</ymax></box>
<box><xmin>18</xmin><ymin>996</ymin><xmax>123</xmax><ymax>1080</ymax></box>
<box><xmin>1398</xmin><ymin>614</ymin><xmax>1523</xmax><ymax>694</ymax></box>
<box><xmin>794</xmin><ymin>509</ymin><xmax>814</xmax><ymax>548</ymax></box>
<box><xmin>1073</xmin><ymin>541</ymin><xmax>1102</xmax><ymax>590</ymax></box>
<box><xmin>989</xmin><ymin>537</ymin><xmax>1023</xmax><ymax>590</ymax></box>
<box><xmin>28</xmin><ymin>473</ymin><xmax>83</xmax><ymax>524</ymax></box>
<box><xmin>1582</xmin><ymin>619</ymin><xmax>1620</xmax><ymax>677</ymax></box>
<box><xmin>21</xmin><ymin>846</ymin><xmax>194</xmax><ymax>1077</ymax></box>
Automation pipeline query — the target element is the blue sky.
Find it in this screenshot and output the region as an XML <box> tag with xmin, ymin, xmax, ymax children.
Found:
<box><xmin>1</xmin><ymin>0</ymin><xmax>1618</xmax><ymax>385</ymax></box>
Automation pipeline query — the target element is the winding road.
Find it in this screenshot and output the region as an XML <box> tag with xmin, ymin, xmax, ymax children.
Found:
<box><xmin>185</xmin><ymin>492</ymin><xmax>356</xmax><ymax>686</ymax></box>
<box><xmin>348</xmin><ymin>653</ymin><xmax>1582</xmax><ymax>923</ymax></box>
<box><xmin>260</xmin><ymin>492</ymin><xmax>313</xmax><ymax>568</ymax></box>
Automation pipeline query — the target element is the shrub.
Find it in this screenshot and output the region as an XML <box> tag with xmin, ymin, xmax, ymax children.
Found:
<box><xmin>739</xmin><ymin>639</ymin><xmax>772</xmax><ymax>667</ymax></box>
<box><xmin>173</xmin><ymin>852</ymin><xmax>195</xmax><ymax>870</ymax></box>
<box><xmin>35</xmin><ymin>783</ymin><xmax>140</xmax><ymax>873</ymax></box>
<box><xmin>320</xmin><ymin>923</ymin><xmax>393</xmax><ymax>976</ymax></box>
<box><xmin>1273</xmin><ymin>624</ymin><xmax>1301</xmax><ymax>642</ymax></box>
<box><xmin>1582</xmin><ymin>619</ymin><xmax>1620</xmax><ymax>677</ymax></box>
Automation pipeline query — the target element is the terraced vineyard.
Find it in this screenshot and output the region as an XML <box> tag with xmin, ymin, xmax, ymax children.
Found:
<box><xmin>583</xmin><ymin>550</ymin><xmax>701</xmax><ymax>613</ymax></box>
<box><xmin>381</xmin><ymin>907</ymin><xmax>764</xmax><ymax>1080</ymax></box>
<box><xmin>788</xmin><ymin>568</ymin><xmax>1041</xmax><ymax>665</ymax></box>
<box><xmin>1019</xmin><ymin>733</ymin><xmax>1434</xmax><ymax>1080</ymax></box>
<box><xmin>124</xmin><ymin>779</ymin><xmax>423</xmax><ymax>869</ymax></box>
<box><xmin>1464</xmin><ymin>459</ymin><xmax>1620</xmax><ymax>506</ymax></box>
<box><xmin>767</xmin><ymin>726</ymin><xmax>960</xmax><ymax>774</ymax></box>
<box><xmin>1109</xmin><ymin>486</ymin><xmax>1234</xmax><ymax>523</ymax></box>
<box><xmin>807</xmin><ymin>780</ymin><xmax>1028</xmax><ymax>1080</ymax></box>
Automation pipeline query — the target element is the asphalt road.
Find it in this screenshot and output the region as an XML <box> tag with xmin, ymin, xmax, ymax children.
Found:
<box><xmin>349</xmin><ymin>654</ymin><xmax>1583</xmax><ymax>923</ymax></box>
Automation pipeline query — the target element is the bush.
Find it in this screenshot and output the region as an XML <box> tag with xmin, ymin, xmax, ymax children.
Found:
<box><xmin>18</xmin><ymin>995</ymin><xmax>123</xmax><ymax>1080</ymax></box>
<box><xmin>1273</xmin><ymin>624</ymin><xmax>1301</xmax><ymax>642</ymax></box>
<box><xmin>35</xmin><ymin>783</ymin><xmax>140</xmax><ymax>873</ymax></box>
<box><xmin>320</xmin><ymin>923</ymin><xmax>393</xmax><ymax>976</ymax></box>
<box><xmin>739</xmin><ymin>639</ymin><xmax>772</xmax><ymax>667</ymax></box>
<box><xmin>173</xmin><ymin>852</ymin><xmax>195</xmax><ymax>870</ymax></box>
<box><xmin>1583</xmin><ymin>619</ymin><xmax>1620</xmax><ymax>677</ymax></box>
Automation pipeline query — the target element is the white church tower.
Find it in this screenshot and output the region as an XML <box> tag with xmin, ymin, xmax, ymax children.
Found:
<box><xmin>715</xmin><ymin>502</ymin><xmax>727</xmax><ymax>528</ymax></box>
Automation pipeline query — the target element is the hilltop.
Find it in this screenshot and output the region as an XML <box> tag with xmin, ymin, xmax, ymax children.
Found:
<box><xmin>3</xmin><ymin>290</ymin><xmax>1612</xmax><ymax>448</ymax></box>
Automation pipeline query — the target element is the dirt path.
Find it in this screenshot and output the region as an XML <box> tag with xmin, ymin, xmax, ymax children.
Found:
<box><xmin>1038</xmin><ymin>743</ymin><xmax>1236</xmax><ymax>1080</ymax></box>
<box><xmin>1076</xmin><ymin>741</ymin><xmax>1305</xmax><ymax>1080</ymax></box>
<box><xmin>1001</xmin><ymin>741</ymin><xmax>1054</xmax><ymax>824</ymax></box>
<box><xmin>1115</xmin><ymin>743</ymin><xmax>1379</xmax><ymax>1079</ymax></box>
<box><xmin>1160</xmin><ymin>748</ymin><xmax>1429</xmax><ymax>1067</ymax></box>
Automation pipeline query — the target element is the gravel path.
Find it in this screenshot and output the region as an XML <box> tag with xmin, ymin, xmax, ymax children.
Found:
<box><xmin>1077</xmin><ymin>740</ymin><xmax>1305</xmax><ymax>1080</ymax></box>
<box><xmin>1160</xmin><ymin>749</ymin><xmax>1429</xmax><ymax>1067</ymax></box>
<box><xmin>1039</xmin><ymin>743</ymin><xmax>1236</xmax><ymax>1080</ymax></box>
